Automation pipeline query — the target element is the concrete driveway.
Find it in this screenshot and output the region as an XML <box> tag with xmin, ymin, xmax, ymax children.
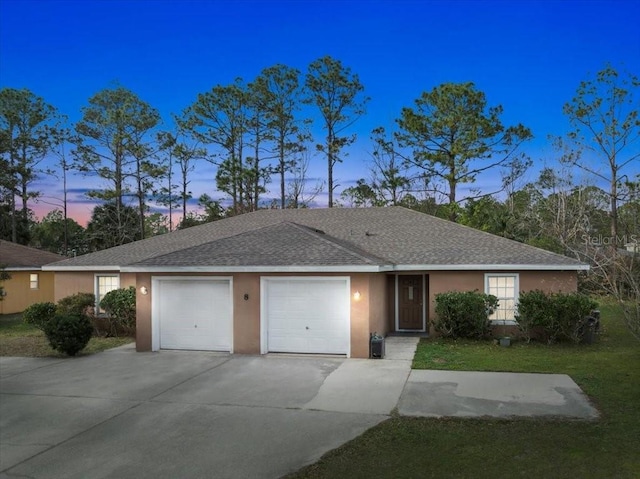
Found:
<box><xmin>0</xmin><ymin>337</ymin><xmax>599</xmax><ymax>479</ymax></box>
<box><xmin>0</xmin><ymin>344</ymin><xmax>410</xmax><ymax>479</ymax></box>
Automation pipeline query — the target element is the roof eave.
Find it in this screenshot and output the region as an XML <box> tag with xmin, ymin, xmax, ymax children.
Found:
<box><xmin>387</xmin><ymin>264</ymin><xmax>590</xmax><ymax>271</ymax></box>
<box><xmin>42</xmin><ymin>265</ymin><xmax>122</xmax><ymax>272</ymax></box>
<box><xmin>4</xmin><ymin>266</ymin><xmax>47</xmax><ymax>271</ymax></box>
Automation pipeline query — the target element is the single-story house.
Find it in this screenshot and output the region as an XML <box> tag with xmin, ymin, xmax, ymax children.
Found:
<box><xmin>0</xmin><ymin>241</ymin><xmax>62</xmax><ymax>314</ymax></box>
<box><xmin>44</xmin><ymin>207</ymin><xmax>588</xmax><ymax>357</ymax></box>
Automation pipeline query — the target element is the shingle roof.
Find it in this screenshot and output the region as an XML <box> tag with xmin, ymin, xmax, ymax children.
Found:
<box><xmin>45</xmin><ymin>207</ymin><xmax>587</xmax><ymax>271</ymax></box>
<box><xmin>0</xmin><ymin>241</ymin><xmax>64</xmax><ymax>269</ymax></box>
<box><xmin>133</xmin><ymin>222</ymin><xmax>388</xmax><ymax>267</ymax></box>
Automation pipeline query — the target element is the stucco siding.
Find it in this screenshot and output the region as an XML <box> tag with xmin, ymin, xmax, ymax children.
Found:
<box><xmin>519</xmin><ymin>271</ymin><xmax>577</xmax><ymax>293</ymax></box>
<box><xmin>368</xmin><ymin>273</ymin><xmax>388</xmax><ymax>337</ymax></box>
<box><xmin>233</xmin><ymin>274</ymin><xmax>260</xmax><ymax>354</ymax></box>
<box><xmin>425</xmin><ymin>270</ymin><xmax>579</xmax><ymax>335</ymax></box>
<box><xmin>0</xmin><ymin>271</ymin><xmax>55</xmax><ymax>314</ymax></box>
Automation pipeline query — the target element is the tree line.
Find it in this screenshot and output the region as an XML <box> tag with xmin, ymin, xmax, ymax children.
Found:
<box><xmin>1</xmin><ymin>60</ymin><xmax>637</xmax><ymax>253</ymax></box>
<box><xmin>0</xmin><ymin>59</ymin><xmax>638</xmax><ymax>336</ymax></box>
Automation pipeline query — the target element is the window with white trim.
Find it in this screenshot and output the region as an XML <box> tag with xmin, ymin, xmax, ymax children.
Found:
<box><xmin>30</xmin><ymin>273</ymin><xmax>39</xmax><ymax>290</ymax></box>
<box><xmin>485</xmin><ymin>274</ymin><xmax>519</xmax><ymax>322</ymax></box>
<box><xmin>95</xmin><ymin>275</ymin><xmax>119</xmax><ymax>314</ymax></box>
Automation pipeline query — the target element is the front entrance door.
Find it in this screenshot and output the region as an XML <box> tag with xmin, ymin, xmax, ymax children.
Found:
<box><xmin>398</xmin><ymin>275</ymin><xmax>424</xmax><ymax>330</ymax></box>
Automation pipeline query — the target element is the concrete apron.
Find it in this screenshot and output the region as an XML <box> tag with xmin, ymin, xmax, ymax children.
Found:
<box><xmin>399</xmin><ymin>369</ymin><xmax>600</xmax><ymax>419</ymax></box>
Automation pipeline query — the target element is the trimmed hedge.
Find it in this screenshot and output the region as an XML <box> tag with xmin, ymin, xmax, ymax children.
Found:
<box><xmin>433</xmin><ymin>291</ymin><xmax>498</xmax><ymax>339</ymax></box>
<box><xmin>516</xmin><ymin>290</ymin><xmax>598</xmax><ymax>344</ymax></box>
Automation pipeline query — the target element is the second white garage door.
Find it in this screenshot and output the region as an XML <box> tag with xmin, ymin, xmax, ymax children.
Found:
<box><xmin>152</xmin><ymin>277</ymin><xmax>232</xmax><ymax>352</ymax></box>
<box><xmin>262</xmin><ymin>277</ymin><xmax>350</xmax><ymax>355</ymax></box>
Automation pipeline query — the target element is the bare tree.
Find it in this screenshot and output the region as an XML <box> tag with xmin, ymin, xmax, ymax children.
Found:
<box><xmin>286</xmin><ymin>152</ymin><xmax>323</xmax><ymax>208</ymax></box>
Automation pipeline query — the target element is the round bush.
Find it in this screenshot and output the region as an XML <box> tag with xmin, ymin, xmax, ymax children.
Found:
<box><xmin>433</xmin><ymin>291</ymin><xmax>498</xmax><ymax>339</ymax></box>
<box><xmin>22</xmin><ymin>302</ymin><xmax>57</xmax><ymax>331</ymax></box>
<box><xmin>44</xmin><ymin>314</ymin><xmax>93</xmax><ymax>356</ymax></box>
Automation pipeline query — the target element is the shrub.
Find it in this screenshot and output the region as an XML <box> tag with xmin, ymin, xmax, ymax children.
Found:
<box><xmin>22</xmin><ymin>302</ymin><xmax>57</xmax><ymax>331</ymax></box>
<box><xmin>552</xmin><ymin>292</ymin><xmax>598</xmax><ymax>344</ymax></box>
<box><xmin>433</xmin><ymin>291</ymin><xmax>498</xmax><ymax>339</ymax></box>
<box><xmin>44</xmin><ymin>314</ymin><xmax>93</xmax><ymax>356</ymax></box>
<box><xmin>57</xmin><ymin>292</ymin><xmax>95</xmax><ymax>317</ymax></box>
<box><xmin>515</xmin><ymin>290</ymin><xmax>555</xmax><ymax>342</ymax></box>
<box><xmin>100</xmin><ymin>286</ymin><xmax>136</xmax><ymax>336</ymax></box>
<box><xmin>515</xmin><ymin>291</ymin><xmax>598</xmax><ymax>344</ymax></box>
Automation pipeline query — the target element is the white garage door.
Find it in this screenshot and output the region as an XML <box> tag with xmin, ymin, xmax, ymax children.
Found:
<box><xmin>263</xmin><ymin>277</ymin><xmax>350</xmax><ymax>355</ymax></box>
<box><xmin>153</xmin><ymin>277</ymin><xmax>232</xmax><ymax>351</ymax></box>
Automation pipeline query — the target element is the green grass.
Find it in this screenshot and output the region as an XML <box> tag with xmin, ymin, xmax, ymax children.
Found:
<box><xmin>288</xmin><ymin>301</ymin><xmax>640</xmax><ymax>479</ymax></box>
<box><xmin>0</xmin><ymin>312</ymin><xmax>133</xmax><ymax>357</ymax></box>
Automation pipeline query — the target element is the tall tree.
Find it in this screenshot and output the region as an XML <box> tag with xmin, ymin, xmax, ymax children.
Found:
<box><xmin>0</xmin><ymin>88</ymin><xmax>58</xmax><ymax>243</ymax></box>
<box><xmin>562</xmin><ymin>65</ymin><xmax>640</xmax><ymax>242</ymax></box>
<box><xmin>395</xmin><ymin>82</ymin><xmax>532</xmax><ymax>221</ymax></box>
<box><xmin>180</xmin><ymin>80</ymin><xmax>251</xmax><ymax>214</ymax></box>
<box><xmin>370</xmin><ymin>127</ymin><xmax>412</xmax><ymax>205</ymax></box>
<box><xmin>43</xmin><ymin>124</ymin><xmax>74</xmax><ymax>254</ymax></box>
<box><xmin>305</xmin><ymin>56</ymin><xmax>368</xmax><ymax>207</ymax></box>
<box><xmin>157</xmin><ymin>129</ymin><xmax>205</xmax><ymax>229</ymax></box>
<box><xmin>285</xmin><ymin>152</ymin><xmax>323</xmax><ymax>208</ymax></box>
<box><xmin>74</xmin><ymin>86</ymin><xmax>160</xmax><ymax>242</ymax></box>
<box><xmin>252</xmin><ymin>64</ymin><xmax>308</xmax><ymax>208</ymax></box>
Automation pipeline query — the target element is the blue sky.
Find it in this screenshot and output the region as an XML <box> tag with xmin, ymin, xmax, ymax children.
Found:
<box><xmin>1</xmin><ymin>0</ymin><xmax>639</xmax><ymax>223</ymax></box>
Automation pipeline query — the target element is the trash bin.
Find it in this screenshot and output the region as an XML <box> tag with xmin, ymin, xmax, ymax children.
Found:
<box><xmin>370</xmin><ymin>332</ymin><xmax>385</xmax><ymax>359</ymax></box>
<box><xmin>591</xmin><ymin>309</ymin><xmax>601</xmax><ymax>332</ymax></box>
<box><xmin>582</xmin><ymin>316</ymin><xmax>598</xmax><ymax>344</ymax></box>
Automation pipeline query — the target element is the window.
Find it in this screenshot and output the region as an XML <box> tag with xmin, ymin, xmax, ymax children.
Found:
<box><xmin>485</xmin><ymin>274</ymin><xmax>519</xmax><ymax>323</ymax></box>
<box><xmin>95</xmin><ymin>275</ymin><xmax>119</xmax><ymax>314</ymax></box>
<box><xmin>30</xmin><ymin>273</ymin><xmax>39</xmax><ymax>290</ymax></box>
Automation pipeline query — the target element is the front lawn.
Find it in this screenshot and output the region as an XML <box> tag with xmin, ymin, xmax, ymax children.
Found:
<box><xmin>289</xmin><ymin>301</ymin><xmax>640</xmax><ymax>479</ymax></box>
<box><xmin>0</xmin><ymin>313</ymin><xmax>133</xmax><ymax>357</ymax></box>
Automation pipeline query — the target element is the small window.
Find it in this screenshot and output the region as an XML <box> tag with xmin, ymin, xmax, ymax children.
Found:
<box><xmin>30</xmin><ymin>273</ymin><xmax>39</xmax><ymax>290</ymax></box>
<box><xmin>485</xmin><ymin>273</ymin><xmax>519</xmax><ymax>322</ymax></box>
<box><xmin>95</xmin><ymin>275</ymin><xmax>119</xmax><ymax>314</ymax></box>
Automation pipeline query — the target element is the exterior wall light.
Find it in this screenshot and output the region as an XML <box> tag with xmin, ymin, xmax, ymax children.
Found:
<box><xmin>140</xmin><ymin>286</ymin><xmax>148</xmax><ymax>295</ymax></box>
<box><xmin>353</xmin><ymin>291</ymin><xmax>361</xmax><ymax>301</ymax></box>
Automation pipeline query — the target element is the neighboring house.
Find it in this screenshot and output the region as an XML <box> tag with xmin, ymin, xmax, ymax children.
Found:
<box><xmin>0</xmin><ymin>241</ymin><xmax>63</xmax><ymax>314</ymax></box>
<box><xmin>44</xmin><ymin>207</ymin><xmax>588</xmax><ymax>358</ymax></box>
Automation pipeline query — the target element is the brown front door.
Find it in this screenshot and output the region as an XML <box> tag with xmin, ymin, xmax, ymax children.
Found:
<box><xmin>398</xmin><ymin>275</ymin><xmax>423</xmax><ymax>330</ymax></box>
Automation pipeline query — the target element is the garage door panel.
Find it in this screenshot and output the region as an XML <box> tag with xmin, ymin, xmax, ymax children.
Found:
<box><xmin>264</xmin><ymin>278</ymin><xmax>349</xmax><ymax>355</ymax></box>
<box><xmin>155</xmin><ymin>279</ymin><xmax>231</xmax><ymax>352</ymax></box>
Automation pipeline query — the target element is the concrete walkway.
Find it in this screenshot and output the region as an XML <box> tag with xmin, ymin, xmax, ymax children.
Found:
<box><xmin>0</xmin><ymin>337</ymin><xmax>599</xmax><ymax>479</ymax></box>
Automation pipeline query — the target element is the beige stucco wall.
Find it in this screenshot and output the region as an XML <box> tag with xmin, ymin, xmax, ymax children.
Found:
<box><xmin>367</xmin><ymin>273</ymin><xmax>389</xmax><ymax>336</ymax></box>
<box><xmin>54</xmin><ymin>271</ymin><xmax>136</xmax><ymax>302</ymax></box>
<box><xmin>232</xmin><ymin>274</ymin><xmax>261</xmax><ymax>354</ymax></box>
<box><xmin>55</xmin><ymin>268</ymin><xmax>577</xmax><ymax>356</ymax></box>
<box><xmin>425</xmin><ymin>270</ymin><xmax>579</xmax><ymax>335</ymax></box>
<box><xmin>0</xmin><ymin>270</ymin><xmax>55</xmax><ymax>315</ymax></box>
<box><xmin>519</xmin><ymin>271</ymin><xmax>577</xmax><ymax>293</ymax></box>
<box><xmin>136</xmin><ymin>273</ymin><xmax>152</xmax><ymax>352</ymax></box>
<box><xmin>54</xmin><ymin>272</ymin><xmax>99</xmax><ymax>301</ymax></box>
